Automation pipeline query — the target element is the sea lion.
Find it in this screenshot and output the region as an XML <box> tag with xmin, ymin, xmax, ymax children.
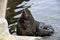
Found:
<box><xmin>37</xmin><ymin>23</ymin><xmax>54</xmax><ymax>36</ymax></box>
<box><xmin>17</xmin><ymin>8</ymin><xmax>37</xmax><ymax>36</ymax></box>
<box><xmin>17</xmin><ymin>8</ymin><xmax>54</xmax><ymax>36</ymax></box>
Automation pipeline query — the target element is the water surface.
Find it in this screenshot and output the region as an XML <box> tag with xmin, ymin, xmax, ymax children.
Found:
<box><xmin>18</xmin><ymin>0</ymin><xmax>60</xmax><ymax>40</ymax></box>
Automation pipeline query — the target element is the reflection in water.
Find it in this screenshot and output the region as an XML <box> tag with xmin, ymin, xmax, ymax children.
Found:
<box><xmin>6</xmin><ymin>0</ymin><xmax>60</xmax><ymax>40</ymax></box>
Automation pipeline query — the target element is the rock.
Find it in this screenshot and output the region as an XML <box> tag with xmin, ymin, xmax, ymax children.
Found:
<box><xmin>17</xmin><ymin>8</ymin><xmax>54</xmax><ymax>36</ymax></box>
<box><xmin>0</xmin><ymin>36</ymin><xmax>15</xmax><ymax>40</ymax></box>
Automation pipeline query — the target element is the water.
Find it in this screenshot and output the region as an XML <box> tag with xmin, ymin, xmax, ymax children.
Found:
<box><xmin>15</xmin><ymin>0</ymin><xmax>60</xmax><ymax>40</ymax></box>
<box><xmin>7</xmin><ymin>0</ymin><xmax>60</xmax><ymax>40</ymax></box>
<box><xmin>30</xmin><ymin>0</ymin><xmax>60</xmax><ymax>40</ymax></box>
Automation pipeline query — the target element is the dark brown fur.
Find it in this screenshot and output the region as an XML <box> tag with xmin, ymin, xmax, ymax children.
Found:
<box><xmin>17</xmin><ymin>8</ymin><xmax>37</xmax><ymax>36</ymax></box>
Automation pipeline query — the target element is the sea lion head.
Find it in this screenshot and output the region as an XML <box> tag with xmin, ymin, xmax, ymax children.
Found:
<box><xmin>21</xmin><ymin>8</ymin><xmax>33</xmax><ymax>20</ymax></box>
